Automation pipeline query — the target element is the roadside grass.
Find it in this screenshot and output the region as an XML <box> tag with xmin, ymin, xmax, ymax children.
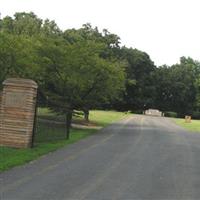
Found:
<box><xmin>36</xmin><ymin>109</ymin><xmax>127</xmax><ymax>126</ymax></box>
<box><xmin>0</xmin><ymin>109</ymin><xmax>129</xmax><ymax>172</ymax></box>
<box><xmin>174</xmin><ymin>118</ymin><xmax>200</xmax><ymax>132</ymax></box>
<box><xmin>89</xmin><ymin>110</ymin><xmax>128</xmax><ymax>126</ymax></box>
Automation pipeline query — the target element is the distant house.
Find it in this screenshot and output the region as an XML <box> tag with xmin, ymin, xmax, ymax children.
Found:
<box><xmin>145</xmin><ymin>109</ymin><xmax>162</xmax><ymax>117</ymax></box>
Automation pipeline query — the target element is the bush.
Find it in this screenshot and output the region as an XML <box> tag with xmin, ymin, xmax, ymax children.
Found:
<box><xmin>131</xmin><ymin>110</ymin><xmax>143</xmax><ymax>114</ymax></box>
<box><xmin>192</xmin><ymin>111</ymin><xmax>200</xmax><ymax>119</ymax></box>
<box><xmin>164</xmin><ymin>111</ymin><xmax>178</xmax><ymax>118</ymax></box>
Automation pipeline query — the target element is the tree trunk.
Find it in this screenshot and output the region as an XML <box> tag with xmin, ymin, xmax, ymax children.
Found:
<box><xmin>65</xmin><ymin>111</ymin><xmax>72</xmax><ymax>140</ymax></box>
<box><xmin>83</xmin><ymin>109</ymin><xmax>89</xmax><ymax>123</ymax></box>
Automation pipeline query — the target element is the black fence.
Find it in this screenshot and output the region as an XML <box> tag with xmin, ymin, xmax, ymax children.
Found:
<box><xmin>33</xmin><ymin>107</ymin><xmax>67</xmax><ymax>145</ymax></box>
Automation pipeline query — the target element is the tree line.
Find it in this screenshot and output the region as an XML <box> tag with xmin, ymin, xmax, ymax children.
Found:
<box><xmin>0</xmin><ymin>12</ymin><xmax>200</xmax><ymax>137</ymax></box>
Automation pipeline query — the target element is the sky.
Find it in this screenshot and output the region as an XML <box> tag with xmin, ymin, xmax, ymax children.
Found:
<box><xmin>1</xmin><ymin>0</ymin><xmax>200</xmax><ymax>66</ymax></box>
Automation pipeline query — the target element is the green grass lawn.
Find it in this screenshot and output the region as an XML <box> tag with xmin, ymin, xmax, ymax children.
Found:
<box><xmin>0</xmin><ymin>109</ymin><xmax>129</xmax><ymax>172</ymax></box>
<box><xmin>174</xmin><ymin>118</ymin><xmax>200</xmax><ymax>132</ymax></box>
<box><xmin>37</xmin><ymin>109</ymin><xmax>127</xmax><ymax>126</ymax></box>
<box><xmin>89</xmin><ymin>110</ymin><xmax>128</xmax><ymax>126</ymax></box>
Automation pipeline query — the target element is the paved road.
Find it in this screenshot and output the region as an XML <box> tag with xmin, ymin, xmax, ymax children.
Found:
<box><xmin>1</xmin><ymin>115</ymin><xmax>200</xmax><ymax>200</ymax></box>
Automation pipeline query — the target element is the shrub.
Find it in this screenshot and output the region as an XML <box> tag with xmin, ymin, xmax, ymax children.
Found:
<box><xmin>192</xmin><ymin>111</ymin><xmax>200</xmax><ymax>119</ymax></box>
<box><xmin>164</xmin><ymin>111</ymin><xmax>178</xmax><ymax>118</ymax></box>
<box><xmin>131</xmin><ymin>110</ymin><xmax>143</xmax><ymax>114</ymax></box>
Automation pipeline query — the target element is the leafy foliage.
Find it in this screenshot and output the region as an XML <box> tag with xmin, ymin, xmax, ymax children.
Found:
<box><xmin>153</xmin><ymin>57</ymin><xmax>200</xmax><ymax>117</ymax></box>
<box><xmin>1</xmin><ymin>11</ymin><xmax>200</xmax><ymax>138</ymax></box>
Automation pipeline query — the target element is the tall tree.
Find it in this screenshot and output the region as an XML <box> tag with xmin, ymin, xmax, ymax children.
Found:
<box><xmin>112</xmin><ymin>47</ymin><xmax>156</xmax><ymax>112</ymax></box>
<box><xmin>63</xmin><ymin>24</ymin><xmax>125</xmax><ymax>119</ymax></box>
<box><xmin>153</xmin><ymin>57</ymin><xmax>200</xmax><ymax>116</ymax></box>
<box><xmin>38</xmin><ymin>37</ymin><xmax>125</xmax><ymax>138</ymax></box>
<box><xmin>0</xmin><ymin>33</ymin><xmax>40</xmax><ymax>86</ymax></box>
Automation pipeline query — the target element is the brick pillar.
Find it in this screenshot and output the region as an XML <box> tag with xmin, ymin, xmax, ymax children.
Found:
<box><xmin>0</xmin><ymin>78</ymin><xmax>38</xmax><ymax>148</ymax></box>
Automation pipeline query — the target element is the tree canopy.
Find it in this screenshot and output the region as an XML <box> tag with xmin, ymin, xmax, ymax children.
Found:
<box><xmin>0</xmin><ymin>12</ymin><xmax>200</xmax><ymax>138</ymax></box>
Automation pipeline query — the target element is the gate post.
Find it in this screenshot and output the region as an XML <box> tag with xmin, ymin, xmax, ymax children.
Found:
<box><xmin>0</xmin><ymin>78</ymin><xmax>38</xmax><ymax>148</ymax></box>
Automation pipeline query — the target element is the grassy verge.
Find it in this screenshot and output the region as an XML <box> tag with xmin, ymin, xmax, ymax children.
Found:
<box><xmin>0</xmin><ymin>109</ymin><xmax>129</xmax><ymax>172</ymax></box>
<box><xmin>174</xmin><ymin>118</ymin><xmax>200</xmax><ymax>132</ymax></box>
<box><xmin>89</xmin><ymin>110</ymin><xmax>128</xmax><ymax>126</ymax></box>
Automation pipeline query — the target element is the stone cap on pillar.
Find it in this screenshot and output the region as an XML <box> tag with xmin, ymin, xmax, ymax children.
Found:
<box><xmin>3</xmin><ymin>78</ymin><xmax>38</xmax><ymax>89</ymax></box>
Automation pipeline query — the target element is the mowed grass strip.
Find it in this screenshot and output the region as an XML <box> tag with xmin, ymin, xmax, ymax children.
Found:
<box><xmin>89</xmin><ymin>110</ymin><xmax>128</xmax><ymax>126</ymax></box>
<box><xmin>0</xmin><ymin>110</ymin><xmax>129</xmax><ymax>172</ymax></box>
<box><xmin>174</xmin><ymin>118</ymin><xmax>200</xmax><ymax>132</ymax></box>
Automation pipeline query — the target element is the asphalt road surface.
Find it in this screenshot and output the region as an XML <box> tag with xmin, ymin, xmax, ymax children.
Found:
<box><xmin>1</xmin><ymin>115</ymin><xmax>200</xmax><ymax>200</ymax></box>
